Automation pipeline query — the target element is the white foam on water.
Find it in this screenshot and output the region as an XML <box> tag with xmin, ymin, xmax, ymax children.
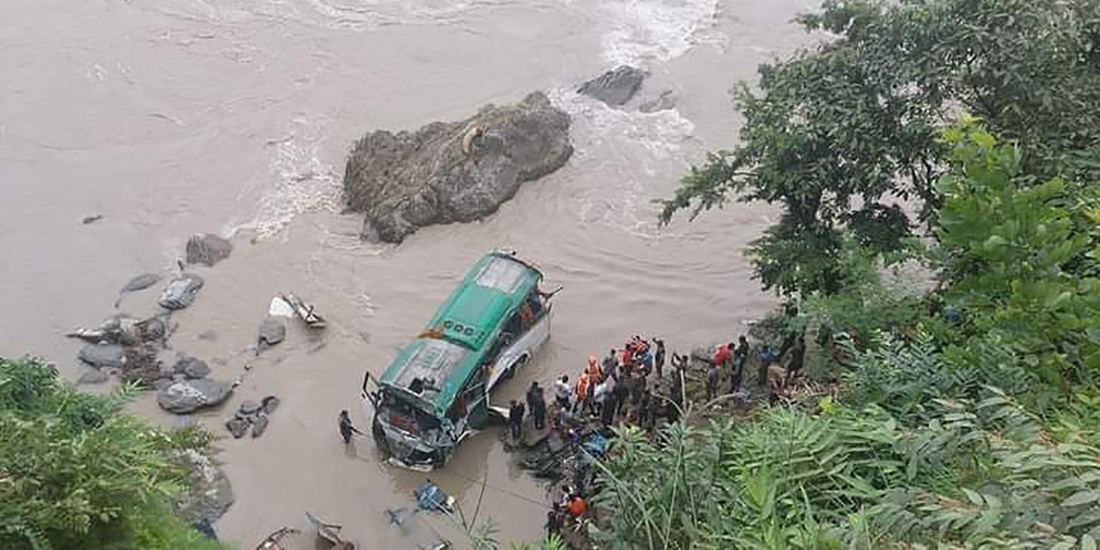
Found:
<box><xmin>564</xmin><ymin>0</ymin><xmax>722</xmax><ymax>66</ymax></box>
<box><xmin>229</xmin><ymin>115</ymin><xmax>342</xmax><ymax>241</ymax></box>
<box><xmin>549</xmin><ymin>88</ymin><xmax>695</xmax><ymax>239</ymax></box>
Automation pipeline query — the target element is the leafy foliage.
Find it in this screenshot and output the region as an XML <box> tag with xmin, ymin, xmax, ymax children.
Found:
<box><xmin>0</xmin><ymin>357</ymin><xmax>227</xmax><ymax>550</ymax></box>
<box><xmin>660</xmin><ymin>0</ymin><xmax>1100</xmax><ymax>297</ymax></box>
<box><xmin>933</xmin><ymin>124</ymin><xmax>1100</xmax><ymax>387</ymax></box>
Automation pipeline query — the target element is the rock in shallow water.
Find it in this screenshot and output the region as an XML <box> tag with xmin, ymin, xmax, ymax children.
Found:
<box><xmin>157</xmin><ymin>379</ymin><xmax>234</xmax><ymax>414</ymax></box>
<box><xmin>174</xmin><ymin>355</ymin><xmax>211</xmax><ymax>380</ymax></box>
<box><xmin>225</xmin><ymin>417</ymin><xmax>249</xmax><ymax>439</ymax></box>
<box><xmin>158</xmin><ymin>273</ymin><xmax>204</xmax><ymax>310</ymax></box>
<box><xmin>172</xmin><ymin>449</ymin><xmax>235</xmax><ymax>525</ymax></box>
<box><xmin>343</xmin><ymin>91</ymin><xmax>572</xmax><ymax>243</ymax></box>
<box><xmin>639</xmin><ymin>90</ymin><xmax>677</xmax><ymax>113</ymax></box>
<box><xmin>78</xmin><ymin>343</ymin><xmax>125</xmax><ymax>369</ymax></box>
<box><xmin>77</xmin><ymin>368</ymin><xmax>110</xmax><ymax>385</ymax></box>
<box><xmin>578</xmin><ymin>65</ymin><xmax>647</xmax><ymax>106</ymax></box>
<box><xmin>185</xmin><ymin>234</ymin><xmax>233</xmax><ymax>267</ymax></box>
<box><xmin>257</xmin><ymin>318</ymin><xmax>286</xmax><ymax>351</ymax></box>
<box><xmin>251</xmin><ymin>414</ymin><xmax>269</xmax><ymax>438</ymax></box>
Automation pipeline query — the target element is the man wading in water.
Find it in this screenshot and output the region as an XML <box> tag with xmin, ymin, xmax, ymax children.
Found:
<box><xmin>338</xmin><ymin>410</ymin><xmax>363</xmax><ymax>445</ymax></box>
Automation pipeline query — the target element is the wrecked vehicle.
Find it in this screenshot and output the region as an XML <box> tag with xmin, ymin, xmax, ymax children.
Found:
<box><xmin>362</xmin><ymin>251</ymin><xmax>555</xmax><ymax>470</ymax></box>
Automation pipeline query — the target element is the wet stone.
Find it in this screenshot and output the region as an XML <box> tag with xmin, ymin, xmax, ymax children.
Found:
<box><xmin>251</xmin><ymin>414</ymin><xmax>269</xmax><ymax>438</ymax></box>
<box><xmin>226</xmin><ymin>417</ymin><xmax>249</xmax><ymax>439</ymax></box>
<box><xmin>157</xmin><ymin>379</ymin><xmax>234</xmax><ymax>414</ymax></box>
<box><xmin>174</xmin><ymin>356</ymin><xmax>211</xmax><ymax>380</ymax></box>
<box><xmin>78</xmin><ymin>368</ymin><xmax>110</xmax><ymax>385</ymax></box>
<box><xmin>257</xmin><ymin>318</ymin><xmax>286</xmax><ymax>350</ymax></box>
<box><xmin>78</xmin><ymin>343</ymin><xmax>125</xmax><ymax>369</ymax></box>
<box><xmin>261</xmin><ymin>395</ymin><xmax>280</xmax><ymax>415</ymax></box>
<box><xmin>185</xmin><ymin>234</ymin><xmax>233</xmax><ymax>267</ymax></box>
<box><xmin>238</xmin><ymin>400</ymin><xmax>261</xmax><ymax>416</ymax></box>
<box><xmin>158</xmin><ymin>273</ymin><xmax>204</xmax><ymax>310</ymax></box>
<box><xmin>578</xmin><ymin>65</ymin><xmax>647</xmax><ymax>106</ymax></box>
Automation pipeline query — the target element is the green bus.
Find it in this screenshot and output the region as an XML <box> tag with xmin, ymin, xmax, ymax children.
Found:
<box><xmin>361</xmin><ymin>250</ymin><xmax>554</xmax><ymax>470</ymax></box>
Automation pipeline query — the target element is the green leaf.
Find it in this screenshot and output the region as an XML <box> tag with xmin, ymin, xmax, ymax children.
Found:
<box><xmin>1063</xmin><ymin>490</ymin><xmax>1100</xmax><ymax>508</ymax></box>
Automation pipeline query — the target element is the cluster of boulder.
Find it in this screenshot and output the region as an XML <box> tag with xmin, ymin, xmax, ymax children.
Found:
<box><xmin>224</xmin><ymin>396</ymin><xmax>280</xmax><ymax>439</ymax></box>
<box><xmin>74</xmin><ymin>234</ymin><xmax>238</xmax><ymax>414</ymax></box>
<box><xmin>341</xmin><ymin>65</ymin><xmax>672</xmax><ymax>243</ymax></box>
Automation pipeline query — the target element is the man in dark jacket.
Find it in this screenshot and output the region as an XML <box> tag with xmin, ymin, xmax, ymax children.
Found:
<box><xmin>527</xmin><ymin>381</ymin><xmax>547</xmax><ymax>430</ymax></box>
<box><xmin>509</xmin><ymin>400</ymin><xmax>526</xmax><ymax>441</ymax></box>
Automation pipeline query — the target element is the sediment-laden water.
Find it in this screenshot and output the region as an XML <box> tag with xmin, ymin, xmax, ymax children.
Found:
<box><xmin>0</xmin><ymin>0</ymin><xmax>814</xmax><ymax>546</ymax></box>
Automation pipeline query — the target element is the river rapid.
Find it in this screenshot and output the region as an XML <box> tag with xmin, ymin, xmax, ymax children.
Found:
<box><xmin>0</xmin><ymin>0</ymin><xmax>814</xmax><ymax>547</ymax></box>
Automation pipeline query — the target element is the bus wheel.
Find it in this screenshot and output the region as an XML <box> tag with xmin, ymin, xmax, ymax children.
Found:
<box><xmin>372</xmin><ymin>421</ymin><xmax>390</xmax><ymax>456</ymax></box>
<box><xmin>503</xmin><ymin>355</ymin><xmax>528</xmax><ymax>380</ymax></box>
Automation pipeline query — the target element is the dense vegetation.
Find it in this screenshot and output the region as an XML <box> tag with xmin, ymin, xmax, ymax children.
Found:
<box><xmin>583</xmin><ymin>0</ymin><xmax>1100</xmax><ymax>548</ymax></box>
<box><xmin>0</xmin><ymin>357</ymin><xmax>228</xmax><ymax>550</ymax></box>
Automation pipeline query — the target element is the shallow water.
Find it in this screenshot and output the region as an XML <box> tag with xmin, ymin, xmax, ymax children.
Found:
<box><xmin>0</xmin><ymin>0</ymin><xmax>815</xmax><ymax>547</ymax></box>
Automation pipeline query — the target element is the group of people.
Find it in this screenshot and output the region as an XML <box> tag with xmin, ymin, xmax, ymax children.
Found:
<box><xmin>507</xmin><ymin>335</ymin><xmax>671</xmax><ymax>446</ymax></box>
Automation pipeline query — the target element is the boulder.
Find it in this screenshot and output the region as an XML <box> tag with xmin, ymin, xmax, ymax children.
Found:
<box><xmin>251</xmin><ymin>414</ymin><xmax>269</xmax><ymax>438</ymax></box>
<box><xmin>158</xmin><ymin>273</ymin><xmax>204</xmax><ymax>310</ymax></box>
<box><xmin>261</xmin><ymin>395</ymin><xmax>281</xmax><ymax>415</ymax></box>
<box><xmin>120</xmin><ymin>273</ymin><xmax>161</xmax><ymax>293</ymax></box>
<box><xmin>157</xmin><ymin>379</ymin><xmax>234</xmax><ymax>414</ymax></box>
<box><xmin>78</xmin><ymin>343</ymin><xmax>125</xmax><ymax>369</ymax></box>
<box><xmin>226</xmin><ymin>417</ymin><xmax>249</xmax><ymax>439</ymax></box>
<box><xmin>77</xmin><ymin>368</ymin><xmax>110</xmax><ymax>385</ymax></box>
<box><xmin>172</xmin><ymin>449</ymin><xmax>235</xmax><ymax>524</ymax></box>
<box><xmin>257</xmin><ymin>318</ymin><xmax>286</xmax><ymax>351</ymax></box>
<box><xmin>578</xmin><ymin>66</ymin><xmax>647</xmax><ymax>106</ymax></box>
<box><xmin>238</xmin><ymin>400</ymin><xmax>261</xmax><ymax>416</ymax></box>
<box><xmin>639</xmin><ymin>90</ymin><xmax>676</xmax><ymax>113</ymax></box>
<box><xmin>343</xmin><ymin>91</ymin><xmax>572</xmax><ymax>243</ymax></box>
<box><xmin>174</xmin><ymin>356</ymin><xmax>211</xmax><ymax>380</ymax></box>
<box><xmin>185</xmin><ymin>234</ymin><xmax>233</xmax><ymax>267</ymax></box>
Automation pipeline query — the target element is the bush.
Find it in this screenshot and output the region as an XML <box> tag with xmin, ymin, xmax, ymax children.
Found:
<box><xmin>0</xmin><ymin>357</ymin><xmax>228</xmax><ymax>550</ymax></box>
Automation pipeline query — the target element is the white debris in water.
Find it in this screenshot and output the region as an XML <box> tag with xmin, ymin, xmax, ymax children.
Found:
<box><xmin>268</xmin><ymin>296</ymin><xmax>295</xmax><ymax>317</ymax></box>
<box><xmin>550</xmin><ymin>87</ymin><xmax>695</xmax><ymax>238</ymax></box>
<box><xmin>230</xmin><ymin>115</ymin><xmax>341</xmax><ymax>241</ymax></box>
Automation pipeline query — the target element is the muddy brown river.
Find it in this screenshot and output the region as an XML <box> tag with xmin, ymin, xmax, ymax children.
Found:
<box><xmin>0</xmin><ymin>0</ymin><xmax>814</xmax><ymax>547</ymax></box>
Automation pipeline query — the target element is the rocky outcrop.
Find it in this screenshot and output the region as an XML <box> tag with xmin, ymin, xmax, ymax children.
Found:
<box><xmin>159</xmin><ymin>273</ymin><xmax>204</xmax><ymax>310</ymax></box>
<box><xmin>172</xmin><ymin>449</ymin><xmax>235</xmax><ymax>525</ymax></box>
<box><xmin>343</xmin><ymin>91</ymin><xmax>572</xmax><ymax>243</ymax></box>
<box><xmin>174</xmin><ymin>355</ymin><xmax>211</xmax><ymax>380</ymax></box>
<box><xmin>157</xmin><ymin>379</ymin><xmax>234</xmax><ymax>414</ymax></box>
<box><xmin>185</xmin><ymin>234</ymin><xmax>233</xmax><ymax>267</ymax></box>
<box><xmin>578</xmin><ymin>66</ymin><xmax>647</xmax><ymax>106</ymax></box>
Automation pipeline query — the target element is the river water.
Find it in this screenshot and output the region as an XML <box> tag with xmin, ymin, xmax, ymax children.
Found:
<box><xmin>0</xmin><ymin>0</ymin><xmax>813</xmax><ymax>547</ymax></box>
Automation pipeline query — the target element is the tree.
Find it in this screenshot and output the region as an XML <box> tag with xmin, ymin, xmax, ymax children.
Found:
<box><xmin>0</xmin><ymin>357</ymin><xmax>227</xmax><ymax>550</ymax></box>
<box><xmin>660</xmin><ymin>0</ymin><xmax>1100</xmax><ymax>297</ymax></box>
<box><xmin>932</xmin><ymin>124</ymin><xmax>1100</xmax><ymax>389</ymax></box>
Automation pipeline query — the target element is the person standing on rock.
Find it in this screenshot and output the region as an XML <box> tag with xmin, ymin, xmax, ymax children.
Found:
<box><xmin>527</xmin><ymin>381</ymin><xmax>547</xmax><ymax>431</ymax></box>
<box><xmin>509</xmin><ymin>399</ymin><xmax>526</xmax><ymax>441</ymax></box>
<box><xmin>338</xmin><ymin>410</ymin><xmax>363</xmax><ymax>445</ymax></box>
<box><xmin>731</xmin><ymin>336</ymin><xmax>749</xmax><ymax>393</ymax></box>
<box><xmin>602</xmin><ymin>348</ymin><xmax>620</xmax><ymax>379</ymax></box>
<box><xmin>555</xmin><ymin>375</ymin><xmax>571</xmax><ymax>410</ymax></box>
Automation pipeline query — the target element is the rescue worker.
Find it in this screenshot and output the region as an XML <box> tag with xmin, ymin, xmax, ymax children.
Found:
<box><xmin>614</xmin><ymin>368</ymin><xmax>631</xmax><ymax>417</ymax></box>
<box><xmin>338</xmin><ymin>410</ymin><xmax>363</xmax><ymax>445</ymax></box>
<box><xmin>546</xmin><ymin>503</ymin><xmax>565</xmax><ymax>536</ymax></box>
<box><xmin>712</xmin><ymin>341</ymin><xmax>733</xmax><ymax>370</ymax></box>
<box><xmin>527</xmin><ymin>381</ymin><xmax>547</xmax><ymax>430</ymax></box>
<box><xmin>785</xmin><ymin>335</ymin><xmax>806</xmax><ymax>384</ymax></box>
<box><xmin>508</xmin><ymin>399</ymin><xmax>526</xmax><ymax>441</ymax></box>
<box><xmin>757</xmin><ymin>345</ymin><xmax>777</xmax><ymax>388</ymax></box>
<box><xmin>574</xmin><ymin>371</ymin><xmax>591</xmax><ymax>414</ymax></box>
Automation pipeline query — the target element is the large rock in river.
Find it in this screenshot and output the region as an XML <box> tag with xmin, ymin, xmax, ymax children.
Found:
<box><xmin>157</xmin><ymin>379</ymin><xmax>234</xmax><ymax>414</ymax></box>
<box><xmin>343</xmin><ymin>91</ymin><xmax>572</xmax><ymax>243</ymax></box>
<box><xmin>578</xmin><ymin>66</ymin><xmax>647</xmax><ymax>106</ymax></box>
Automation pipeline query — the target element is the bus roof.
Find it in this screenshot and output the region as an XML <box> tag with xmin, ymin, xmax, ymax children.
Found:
<box><xmin>378</xmin><ymin>252</ymin><xmax>543</xmax><ymax>415</ymax></box>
